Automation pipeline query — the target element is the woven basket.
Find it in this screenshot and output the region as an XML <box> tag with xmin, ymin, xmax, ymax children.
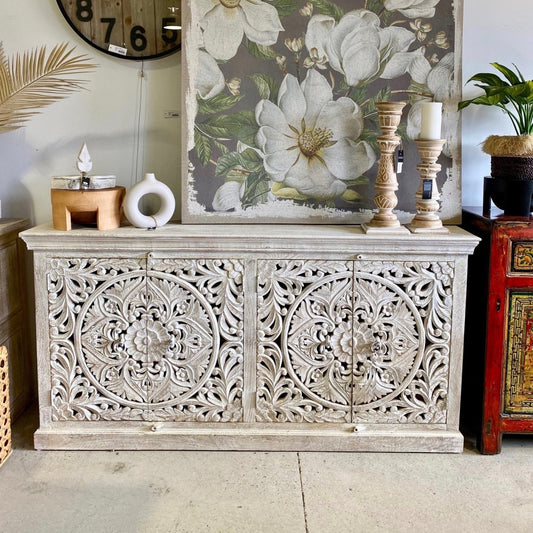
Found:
<box><xmin>0</xmin><ymin>346</ymin><xmax>11</xmax><ymax>468</ymax></box>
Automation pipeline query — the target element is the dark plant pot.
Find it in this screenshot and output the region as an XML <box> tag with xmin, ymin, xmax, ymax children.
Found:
<box><xmin>483</xmin><ymin>176</ymin><xmax>533</xmax><ymax>216</ymax></box>
<box><xmin>491</xmin><ymin>156</ymin><xmax>533</xmax><ymax>180</ymax></box>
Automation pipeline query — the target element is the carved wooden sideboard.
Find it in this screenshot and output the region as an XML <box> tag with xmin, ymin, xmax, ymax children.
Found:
<box><xmin>21</xmin><ymin>223</ymin><xmax>478</xmax><ymax>452</ymax></box>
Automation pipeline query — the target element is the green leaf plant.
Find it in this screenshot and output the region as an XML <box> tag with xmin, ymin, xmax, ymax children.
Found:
<box><xmin>458</xmin><ymin>62</ymin><xmax>533</xmax><ymax>135</ymax></box>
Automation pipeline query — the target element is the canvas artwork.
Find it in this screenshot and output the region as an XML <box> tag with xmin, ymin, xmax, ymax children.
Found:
<box><xmin>182</xmin><ymin>0</ymin><xmax>462</xmax><ymax>224</ymax></box>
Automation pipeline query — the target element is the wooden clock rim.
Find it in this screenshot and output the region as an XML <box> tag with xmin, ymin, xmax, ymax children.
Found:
<box><xmin>56</xmin><ymin>0</ymin><xmax>181</xmax><ymax>61</ymax></box>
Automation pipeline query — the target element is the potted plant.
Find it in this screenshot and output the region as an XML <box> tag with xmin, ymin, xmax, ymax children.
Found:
<box><xmin>459</xmin><ymin>62</ymin><xmax>533</xmax><ymax>215</ymax></box>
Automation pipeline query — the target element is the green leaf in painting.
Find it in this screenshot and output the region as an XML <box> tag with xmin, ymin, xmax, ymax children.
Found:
<box><xmin>359</xmin><ymin>129</ymin><xmax>378</xmax><ymax>154</ymax></box>
<box><xmin>198</xmin><ymin>122</ymin><xmax>232</xmax><ymax>140</ymax></box>
<box><xmin>348</xmin><ymin>86</ymin><xmax>368</xmax><ymax>106</ymax></box>
<box><xmin>365</xmin><ymin>0</ymin><xmax>382</xmax><ymax>15</ymax></box>
<box><xmin>242</xmin><ymin>170</ymin><xmax>271</xmax><ymax>207</ymax></box>
<box><xmin>267</xmin><ymin>0</ymin><xmax>298</xmax><ymax>17</ymax></box>
<box><xmin>343</xmin><ymin>175</ymin><xmax>369</xmax><ymax>187</ymax></box>
<box><xmin>216</xmin><ymin>152</ymin><xmax>245</xmax><ymax>177</ymax></box>
<box><xmin>366</xmin><ymin>0</ymin><xmax>396</xmax><ymax>25</ymax></box>
<box><xmin>309</xmin><ymin>0</ymin><xmax>344</xmax><ymax>22</ymax></box>
<box><xmin>209</xmin><ymin>111</ymin><xmax>259</xmax><ymax>146</ymax></box>
<box><xmin>407</xmin><ymin>80</ymin><xmax>431</xmax><ymax>105</ymax></box>
<box><xmin>194</xmin><ymin>127</ymin><xmax>212</xmax><ymax>166</ymax></box>
<box><xmin>396</xmin><ymin>122</ymin><xmax>409</xmax><ymax>145</ymax></box>
<box><xmin>365</xmin><ymin>86</ymin><xmax>392</xmax><ymax>117</ymax></box>
<box><xmin>225</xmin><ymin>168</ymin><xmax>248</xmax><ymax>184</ymax></box>
<box><xmin>216</xmin><ymin>148</ymin><xmax>263</xmax><ymax>176</ymax></box>
<box><xmin>197</xmin><ymin>94</ymin><xmax>243</xmax><ymax>115</ymax></box>
<box><xmin>246</xmin><ymin>41</ymin><xmax>279</xmax><ymax>60</ymax></box>
<box><xmin>213</xmin><ymin>139</ymin><xmax>229</xmax><ymax>155</ymax></box>
<box><xmin>249</xmin><ymin>73</ymin><xmax>280</xmax><ymax>101</ymax></box>
<box><xmin>240</xmin><ymin>147</ymin><xmax>263</xmax><ymax>169</ymax></box>
<box><xmin>373</xmin><ymin>86</ymin><xmax>392</xmax><ymax>104</ymax></box>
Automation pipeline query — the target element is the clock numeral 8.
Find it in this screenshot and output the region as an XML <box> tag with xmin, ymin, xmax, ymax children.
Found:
<box><xmin>76</xmin><ymin>0</ymin><xmax>93</xmax><ymax>22</ymax></box>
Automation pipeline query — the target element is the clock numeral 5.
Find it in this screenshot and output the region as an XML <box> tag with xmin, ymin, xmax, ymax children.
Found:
<box><xmin>162</xmin><ymin>19</ymin><xmax>179</xmax><ymax>44</ymax></box>
<box><xmin>76</xmin><ymin>0</ymin><xmax>93</xmax><ymax>22</ymax></box>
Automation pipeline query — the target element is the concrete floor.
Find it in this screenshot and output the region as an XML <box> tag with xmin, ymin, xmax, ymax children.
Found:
<box><xmin>0</xmin><ymin>409</ymin><xmax>532</xmax><ymax>533</ymax></box>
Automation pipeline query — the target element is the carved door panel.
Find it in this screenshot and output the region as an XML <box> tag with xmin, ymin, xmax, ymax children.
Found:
<box><xmin>352</xmin><ymin>261</ymin><xmax>453</xmax><ymax>424</ymax></box>
<box><xmin>256</xmin><ymin>260</ymin><xmax>353</xmax><ymax>423</ymax></box>
<box><xmin>147</xmin><ymin>258</ymin><xmax>245</xmax><ymax>422</ymax></box>
<box><xmin>48</xmin><ymin>257</ymin><xmax>149</xmax><ymax>421</ymax></box>
<box><xmin>48</xmin><ymin>257</ymin><xmax>245</xmax><ymax>423</ymax></box>
<box><xmin>256</xmin><ymin>259</ymin><xmax>454</xmax><ymax>425</ymax></box>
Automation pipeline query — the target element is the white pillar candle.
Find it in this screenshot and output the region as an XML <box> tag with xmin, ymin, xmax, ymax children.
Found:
<box><xmin>419</xmin><ymin>102</ymin><xmax>443</xmax><ymax>140</ymax></box>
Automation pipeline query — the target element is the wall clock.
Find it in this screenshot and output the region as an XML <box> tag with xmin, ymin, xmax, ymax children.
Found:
<box><xmin>56</xmin><ymin>0</ymin><xmax>181</xmax><ymax>60</ymax></box>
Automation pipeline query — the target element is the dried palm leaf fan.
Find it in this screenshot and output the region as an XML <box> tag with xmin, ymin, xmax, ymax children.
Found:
<box><xmin>0</xmin><ymin>42</ymin><xmax>96</xmax><ymax>133</ymax></box>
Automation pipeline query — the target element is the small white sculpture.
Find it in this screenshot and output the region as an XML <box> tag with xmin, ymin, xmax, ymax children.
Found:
<box><xmin>51</xmin><ymin>143</ymin><xmax>116</xmax><ymax>190</ymax></box>
<box><xmin>123</xmin><ymin>173</ymin><xmax>175</xmax><ymax>228</ymax></box>
<box><xmin>77</xmin><ymin>143</ymin><xmax>93</xmax><ymax>174</ymax></box>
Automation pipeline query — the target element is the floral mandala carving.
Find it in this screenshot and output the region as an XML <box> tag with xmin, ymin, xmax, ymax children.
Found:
<box><xmin>49</xmin><ymin>258</ymin><xmax>244</xmax><ymax>422</ymax></box>
<box><xmin>257</xmin><ymin>260</ymin><xmax>451</xmax><ymax>424</ymax></box>
<box><xmin>77</xmin><ymin>272</ymin><xmax>218</xmax><ymax>407</ymax></box>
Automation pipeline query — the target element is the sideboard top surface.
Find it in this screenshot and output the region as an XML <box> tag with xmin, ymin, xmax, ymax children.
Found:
<box><xmin>21</xmin><ymin>223</ymin><xmax>479</xmax><ymax>256</ymax></box>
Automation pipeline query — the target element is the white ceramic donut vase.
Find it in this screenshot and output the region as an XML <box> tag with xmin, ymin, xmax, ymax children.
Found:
<box><xmin>124</xmin><ymin>173</ymin><xmax>175</xmax><ymax>228</ymax></box>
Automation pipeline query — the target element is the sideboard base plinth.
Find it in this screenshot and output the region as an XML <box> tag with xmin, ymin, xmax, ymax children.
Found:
<box><xmin>34</xmin><ymin>425</ymin><xmax>464</xmax><ymax>453</ymax></box>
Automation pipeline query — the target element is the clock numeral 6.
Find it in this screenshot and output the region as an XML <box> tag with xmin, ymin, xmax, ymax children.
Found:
<box><xmin>162</xmin><ymin>19</ymin><xmax>179</xmax><ymax>44</ymax></box>
<box><xmin>76</xmin><ymin>0</ymin><xmax>93</xmax><ymax>22</ymax></box>
<box><xmin>131</xmin><ymin>26</ymin><xmax>147</xmax><ymax>52</ymax></box>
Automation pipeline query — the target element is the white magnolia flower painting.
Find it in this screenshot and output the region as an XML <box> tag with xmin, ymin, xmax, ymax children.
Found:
<box><xmin>183</xmin><ymin>0</ymin><xmax>461</xmax><ymax>223</ymax></box>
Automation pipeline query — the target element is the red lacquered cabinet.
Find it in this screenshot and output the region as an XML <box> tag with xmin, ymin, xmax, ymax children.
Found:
<box><xmin>462</xmin><ymin>207</ymin><xmax>533</xmax><ymax>454</ymax></box>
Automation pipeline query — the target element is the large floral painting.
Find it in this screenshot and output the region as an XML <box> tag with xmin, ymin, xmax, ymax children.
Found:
<box><xmin>182</xmin><ymin>0</ymin><xmax>462</xmax><ymax>223</ymax></box>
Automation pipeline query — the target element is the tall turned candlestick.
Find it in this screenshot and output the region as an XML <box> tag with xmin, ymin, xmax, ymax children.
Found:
<box><xmin>363</xmin><ymin>101</ymin><xmax>409</xmax><ymax>234</ymax></box>
<box><xmin>408</xmin><ymin>138</ymin><xmax>449</xmax><ymax>234</ymax></box>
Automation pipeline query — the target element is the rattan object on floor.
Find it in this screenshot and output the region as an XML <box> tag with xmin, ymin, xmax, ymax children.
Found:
<box><xmin>0</xmin><ymin>346</ymin><xmax>11</xmax><ymax>467</ymax></box>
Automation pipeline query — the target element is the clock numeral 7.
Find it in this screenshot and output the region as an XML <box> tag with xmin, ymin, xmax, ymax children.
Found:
<box><xmin>101</xmin><ymin>18</ymin><xmax>116</xmax><ymax>43</ymax></box>
<box><xmin>162</xmin><ymin>18</ymin><xmax>179</xmax><ymax>44</ymax></box>
<box><xmin>76</xmin><ymin>0</ymin><xmax>93</xmax><ymax>22</ymax></box>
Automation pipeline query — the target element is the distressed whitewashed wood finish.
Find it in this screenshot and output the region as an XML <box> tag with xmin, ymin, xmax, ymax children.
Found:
<box><xmin>256</xmin><ymin>259</ymin><xmax>453</xmax><ymax>425</ymax></box>
<box><xmin>48</xmin><ymin>257</ymin><xmax>244</xmax><ymax>422</ymax></box>
<box><xmin>21</xmin><ymin>223</ymin><xmax>479</xmax><ymax>452</ymax></box>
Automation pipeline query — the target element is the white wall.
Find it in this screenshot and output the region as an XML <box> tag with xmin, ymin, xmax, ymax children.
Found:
<box><xmin>0</xmin><ymin>0</ymin><xmax>530</xmax><ymax>222</ymax></box>
<box><xmin>461</xmin><ymin>0</ymin><xmax>533</xmax><ymax>206</ymax></box>
<box><xmin>0</xmin><ymin>0</ymin><xmax>180</xmax><ymax>223</ymax></box>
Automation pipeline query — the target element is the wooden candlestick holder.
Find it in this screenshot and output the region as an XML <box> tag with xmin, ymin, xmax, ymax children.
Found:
<box><xmin>408</xmin><ymin>139</ymin><xmax>449</xmax><ymax>234</ymax></box>
<box><xmin>363</xmin><ymin>101</ymin><xmax>409</xmax><ymax>234</ymax></box>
